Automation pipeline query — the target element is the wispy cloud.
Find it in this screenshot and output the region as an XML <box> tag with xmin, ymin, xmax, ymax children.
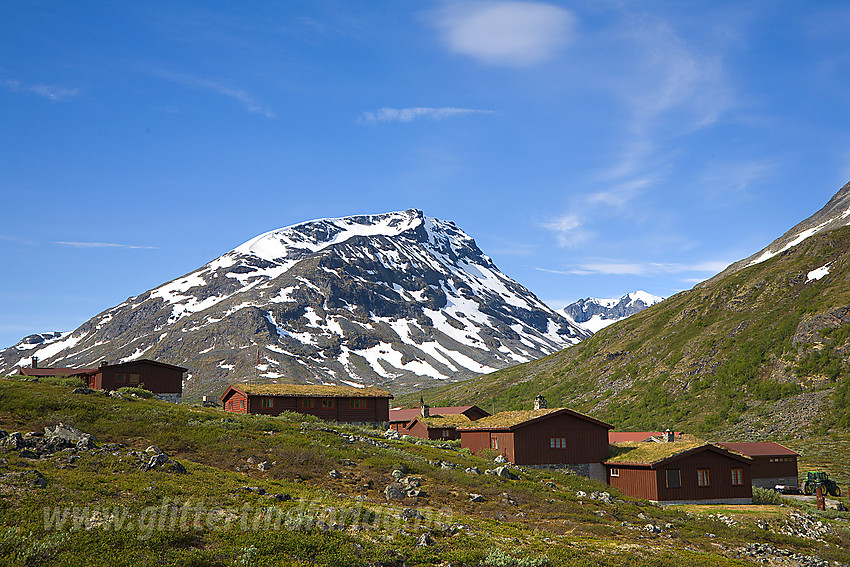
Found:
<box><xmin>56</xmin><ymin>242</ymin><xmax>158</xmax><ymax>250</ymax></box>
<box><xmin>153</xmin><ymin>71</ymin><xmax>275</xmax><ymax>118</ymax></box>
<box><xmin>428</xmin><ymin>1</ymin><xmax>575</xmax><ymax>67</ymax></box>
<box><xmin>0</xmin><ymin>234</ymin><xmax>37</xmax><ymax>246</ymax></box>
<box><xmin>4</xmin><ymin>80</ymin><xmax>80</xmax><ymax>101</ymax></box>
<box><xmin>537</xmin><ymin>260</ymin><xmax>730</xmax><ymax>276</ymax></box>
<box><xmin>358</xmin><ymin>107</ymin><xmax>493</xmax><ymax>124</ymax></box>
<box><xmin>542</xmin><ymin>213</ymin><xmax>592</xmax><ymax>247</ymax></box>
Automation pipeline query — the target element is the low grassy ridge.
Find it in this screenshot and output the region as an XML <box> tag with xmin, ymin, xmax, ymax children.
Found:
<box><xmin>1</xmin><ymin>379</ymin><xmax>849</xmax><ymax>566</ymax></box>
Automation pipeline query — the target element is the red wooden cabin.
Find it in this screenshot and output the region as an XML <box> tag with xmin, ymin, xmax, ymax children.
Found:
<box><xmin>220</xmin><ymin>384</ymin><xmax>392</xmax><ymax>423</ymax></box>
<box><xmin>606</xmin><ymin>443</ymin><xmax>753</xmax><ymax>504</ymax></box>
<box><xmin>21</xmin><ymin>358</ymin><xmax>186</xmax><ymax>403</ymax></box>
<box><xmin>458</xmin><ymin>407</ymin><xmax>612</xmax><ymax>476</ymax></box>
<box><xmin>715</xmin><ymin>442</ymin><xmax>799</xmax><ymax>488</ymax></box>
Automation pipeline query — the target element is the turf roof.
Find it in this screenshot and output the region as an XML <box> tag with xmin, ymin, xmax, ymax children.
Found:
<box><xmin>235</xmin><ymin>384</ymin><xmax>392</xmax><ymax>398</ymax></box>
<box><xmin>457</xmin><ymin>408</ymin><xmax>562</xmax><ymax>429</ymax></box>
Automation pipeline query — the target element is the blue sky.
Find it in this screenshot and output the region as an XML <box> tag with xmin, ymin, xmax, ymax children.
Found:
<box><xmin>3</xmin><ymin>1</ymin><xmax>850</xmax><ymax>348</ymax></box>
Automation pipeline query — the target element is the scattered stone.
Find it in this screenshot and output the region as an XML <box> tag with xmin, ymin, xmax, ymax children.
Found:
<box><xmin>416</xmin><ymin>532</ymin><xmax>434</xmax><ymax>547</ymax></box>
<box><xmin>328</xmin><ymin>469</ymin><xmax>341</xmax><ymax>479</ymax></box>
<box><xmin>391</xmin><ymin>469</ymin><xmax>405</xmax><ymax>481</ymax></box>
<box><xmin>108</xmin><ymin>390</ymin><xmax>125</xmax><ymax>399</ymax></box>
<box><xmin>575</xmin><ymin>491</ymin><xmax>587</xmax><ymax>499</ymax></box>
<box><xmin>340</xmin><ymin>459</ymin><xmax>355</xmax><ymax>466</ymax></box>
<box><xmin>501</xmin><ymin>493</ymin><xmax>517</xmax><ymax>506</ymax></box>
<box><xmin>465</xmin><ymin>467</ymin><xmax>482</xmax><ymax>475</ymax></box>
<box><xmin>469</xmin><ymin>493</ymin><xmax>484</xmax><ymax>502</ymax></box>
<box><xmin>485</xmin><ymin>466</ymin><xmax>519</xmax><ymax>480</ymax></box>
<box><xmin>384</xmin><ymin>483</ymin><xmax>406</xmax><ymax>502</ymax></box>
<box><xmin>544</xmin><ymin>481</ymin><xmax>557</xmax><ymax>489</ymax></box>
<box><xmin>271</xmin><ymin>493</ymin><xmax>292</xmax><ymax>502</ymax></box>
<box><xmin>594</xmin><ymin>510</ymin><xmax>606</xmax><ymax>517</ymax></box>
<box><xmin>401</xmin><ymin>508</ymin><xmax>425</xmax><ymax>521</ymax></box>
<box><xmin>145</xmin><ymin>445</ymin><xmax>164</xmax><ymax>455</ymax></box>
<box><xmin>72</xmin><ymin>387</ymin><xmax>95</xmax><ymax>395</ymax></box>
<box><xmin>590</xmin><ymin>491</ymin><xmax>613</xmax><ymax>504</ymax></box>
<box><xmin>636</xmin><ymin>512</ymin><xmax>647</xmax><ymax>520</ymax></box>
<box><xmin>257</xmin><ymin>461</ymin><xmax>271</xmax><ymax>472</ymax></box>
<box><xmin>644</xmin><ymin>524</ymin><xmax>661</xmax><ymax>533</ymax></box>
<box><xmin>494</xmin><ymin>455</ymin><xmax>507</xmax><ymax>464</ymax></box>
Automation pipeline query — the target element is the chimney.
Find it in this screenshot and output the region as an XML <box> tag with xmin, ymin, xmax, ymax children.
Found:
<box><xmin>100</xmin><ymin>360</ymin><xmax>108</xmax><ymax>368</ymax></box>
<box><xmin>419</xmin><ymin>396</ymin><xmax>430</xmax><ymax>418</ymax></box>
<box><xmin>663</xmin><ymin>429</ymin><xmax>674</xmax><ymax>443</ymax></box>
<box><xmin>32</xmin><ymin>356</ymin><xmax>38</xmax><ymax>369</ymax></box>
<box><xmin>534</xmin><ymin>394</ymin><xmax>547</xmax><ymax>410</ymax></box>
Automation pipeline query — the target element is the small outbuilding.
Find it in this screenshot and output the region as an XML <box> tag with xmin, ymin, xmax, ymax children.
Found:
<box><xmin>458</xmin><ymin>405</ymin><xmax>612</xmax><ymax>480</ymax></box>
<box><xmin>220</xmin><ymin>384</ymin><xmax>392</xmax><ymax>424</ymax></box>
<box><xmin>389</xmin><ymin>400</ymin><xmax>490</xmax><ymax>439</ymax></box>
<box><xmin>606</xmin><ymin>442</ymin><xmax>753</xmax><ymax>504</ymax></box>
<box><xmin>715</xmin><ymin>442</ymin><xmax>800</xmax><ymax>489</ymax></box>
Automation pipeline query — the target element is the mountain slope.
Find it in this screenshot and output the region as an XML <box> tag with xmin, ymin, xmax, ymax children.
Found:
<box><xmin>0</xmin><ymin>210</ymin><xmax>587</xmax><ymax>398</ymax></box>
<box><xmin>710</xmin><ymin>180</ymin><xmax>850</xmax><ymax>282</ymax></box>
<box><xmin>399</xmin><ymin>186</ymin><xmax>850</xmax><ymax>437</ymax></box>
<box><xmin>558</xmin><ymin>291</ymin><xmax>663</xmax><ymax>333</ymax></box>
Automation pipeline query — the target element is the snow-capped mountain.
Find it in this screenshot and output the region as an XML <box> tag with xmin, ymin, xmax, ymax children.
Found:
<box><xmin>0</xmin><ymin>210</ymin><xmax>588</xmax><ymax>398</ymax></box>
<box><xmin>710</xmin><ymin>179</ymin><xmax>850</xmax><ymax>282</ymax></box>
<box><xmin>557</xmin><ymin>291</ymin><xmax>663</xmax><ymax>333</ymax></box>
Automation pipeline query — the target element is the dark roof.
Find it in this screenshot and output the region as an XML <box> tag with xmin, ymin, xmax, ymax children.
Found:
<box><xmin>222</xmin><ymin>383</ymin><xmax>393</xmax><ymax>401</ymax></box>
<box><xmin>459</xmin><ymin>407</ymin><xmax>612</xmax><ymax>431</ymax></box>
<box><xmin>606</xmin><ymin>443</ymin><xmax>752</xmax><ymax>468</ymax></box>
<box><xmin>389</xmin><ymin>406</ymin><xmax>484</xmax><ymax>423</ymax></box>
<box><xmin>104</xmin><ymin>359</ymin><xmax>187</xmax><ymax>372</ymax></box>
<box><xmin>715</xmin><ymin>442</ymin><xmax>800</xmax><ymax>457</ymax></box>
<box><xmin>19</xmin><ymin>367</ymin><xmax>98</xmax><ymax>377</ymax></box>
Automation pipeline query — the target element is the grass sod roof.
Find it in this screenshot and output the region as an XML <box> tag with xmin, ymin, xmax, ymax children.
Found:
<box><xmin>459</xmin><ymin>408</ymin><xmax>610</xmax><ymax>429</ymax></box>
<box><xmin>418</xmin><ymin>414</ymin><xmax>476</xmax><ymax>428</ymax></box>
<box><xmin>607</xmin><ymin>440</ymin><xmax>751</xmax><ymax>466</ymax></box>
<box><xmin>234</xmin><ymin>383</ymin><xmax>393</xmax><ymax>398</ymax></box>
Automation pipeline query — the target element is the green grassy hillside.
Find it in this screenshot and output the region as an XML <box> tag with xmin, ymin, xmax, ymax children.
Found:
<box><xmin>399</xmin><ymin>226</ymin><xmax>850</xmax><ymax>439</ymax></box>
<box><xmin>1</xmin><ymin>379</ymin><xmax>848</xmax><ymax>566</ymax></box>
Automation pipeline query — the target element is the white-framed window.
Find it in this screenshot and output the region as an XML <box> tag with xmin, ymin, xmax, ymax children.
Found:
<box><xmin>550</xmin><ymin>437</ymin><xmax>567</xmax><ymax>449</ymax></box>
<box><xmin>697</xmin><ymin>468</ymin><xmax>711</xmax><ymax>487</ymax></box>
<box><xmin>490</xmin><ymin>437</ymin><xmax>498</xmax><ymax>450</ymax></box>
<box><xmin>610</xmin><ymin>468</ymin><xmax>620</xmax><ymax>478</ymax></box>
<box><xmin>730</xmin><ymin>468</ymin><xmax>744</xmax><ymax>486</ymax></box>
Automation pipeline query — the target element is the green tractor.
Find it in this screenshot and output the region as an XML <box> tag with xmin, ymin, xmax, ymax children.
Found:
<box><xmin>802</xmin><ymin>471</ymin><xmax>841</xmax><ymax>497</ymax></box>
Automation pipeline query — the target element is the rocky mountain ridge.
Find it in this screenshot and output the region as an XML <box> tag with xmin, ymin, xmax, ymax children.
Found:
<box><xmin>0</xmin><ymin>210</ymin><xmax>587</xmax><ymax>399</ymax></box>
<box><xmin>557</xmin><ymin>291</ymin><xmax>663</xmax><ymax>333</ymax></box>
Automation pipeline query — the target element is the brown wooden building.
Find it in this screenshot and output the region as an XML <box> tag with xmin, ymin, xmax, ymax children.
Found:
<box><xmin>389</xmin><ymin>403</ymin><xmax>490</xmax><ymax>439</ymax></box>
<box><xmin>220</xmin><ymin>384</ymin><xmax>392</xmax><ymax>423</ymax></box>
<box><xmin>716</xmin><ymin>442</ymin><xmax>799</xmax><ymax>488</ymax></box>
<box><xmin>21</xmin><ymin>359</ymin><xmax>186</xmax><ymax>403</ymax></box>
<box><xmin>458</xmin><ymin>407</ymin><xmax>612</xmax><ymax>479</ymax></box>
<box><xmin>606</xmin><ymin>443</ymin><xmax>753</xmax><ymax>504</ymax></box>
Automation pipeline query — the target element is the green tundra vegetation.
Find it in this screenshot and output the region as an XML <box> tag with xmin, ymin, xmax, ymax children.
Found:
<box><xmin>399</xmin><ymin>226</ymin><xmax>850</xmax><ymax>444</ymax></box>
<box><xmin>1</xmin><ymin>379</ymin><xmax>848</xmax><ymax>566</ymax></box>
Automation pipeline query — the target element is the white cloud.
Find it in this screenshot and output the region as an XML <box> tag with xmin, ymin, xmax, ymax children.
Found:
<box><xmin>4</xmin><ymin>80</ymin><xmax>80</xmax><ymax>101</ymax></box>
<box><xmin>358</xmin><ymin>107</ymin><xmax>493</xmax><ymax>124</ymax></box>
<box><xmin>537</xmin><ymin>260</ymin><xmax>730</xmax><ymax>276</ymax></box>
<box><xmin>153</xmin><ymin>71</ymin><xmax>275</xmax><ymax>118</ymax></box>
<box><xmin>56</xmin><ymin>242</ymin><xmax>158</xmax><ymax>250</ymax></box>
<box><xmin>429</xmin><ymin>1</ymin><xmax>575</xmax><ymax>67</ymax></box>
<box><xmin>542</xmin><ymin>213</ymin><xmax>592</xmax><ymax>247</ymax></box>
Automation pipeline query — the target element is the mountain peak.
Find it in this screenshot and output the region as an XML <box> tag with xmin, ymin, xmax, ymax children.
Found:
<box><xmin>2</xmin><ymin>210</ymin><xmax>587</xmax><ymax>398</ymax></box>
<box><xmin>558</xmin><ymin>291</ymin><xmax>663</xmax><ymax>334</ymax></box>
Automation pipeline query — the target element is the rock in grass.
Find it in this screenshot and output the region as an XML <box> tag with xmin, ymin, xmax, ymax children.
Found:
<box><xmin>465</xmin><ymin>467</ymin><xmax>482</xmax><ymax>475</ymax></box>
<box><xmin>384</xmin><ymin>483</ymin><xmax>406</xmax><ymax>502</ymax></box>
<box><xmin>416</xmin><ymin>532</ymin><xmax>434</xmax><ymax>547</ymax></box>
<box><xmin>469</xmin><ymin>493</ymin><xmax>484</xmax><ymax>503</ymax></box>
<box><xmin>328</xmin><ymin>469</ymin><xmax>341</xmax><ymax>479</ymax></box>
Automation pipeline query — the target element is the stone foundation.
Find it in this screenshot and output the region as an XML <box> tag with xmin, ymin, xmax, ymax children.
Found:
<box><xmin>655</xmin><ymin>497</ymin><xmax>753</xmax><ymax>506</ymax></box>
<box><xmin>525</xmin><ymin>463</ymin><xmax>607</xmax><ymax>482</ymax></box>
<box><xmin>753</xmin><ymin>476</ymin><xmax>799</xmax><ymax>489</ymax></box>
<box><xmin>154</xmin><ymin>393</ymin><xmax>182</xmax><ymax>404</ymax></box>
